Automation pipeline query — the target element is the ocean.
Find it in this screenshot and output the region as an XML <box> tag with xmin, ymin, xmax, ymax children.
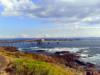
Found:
<box><xmin>0</xmin><ymin>38</ymin><xmax>100</xmax><ymax>69</ymax></box>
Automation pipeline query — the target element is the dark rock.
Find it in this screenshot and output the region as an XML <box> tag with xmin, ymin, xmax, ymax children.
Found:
<box><xmin>1</xmin><ymin>46</ymin><xmax>18</xmax><ymax>52</ymax></box>
<box><xmin>55</xmin><ymin>51</ymin><xmax>70</xmax><ymax>55</ymax></box>
<box><xmin>75</xmin><ymin>60</ymin><xmax>86</xmax><ymax>66</ymax></box>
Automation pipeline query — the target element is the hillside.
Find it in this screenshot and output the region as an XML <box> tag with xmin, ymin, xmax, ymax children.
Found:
<box><xmin>0</xmin><ymin>47</ymin><xmax>83</xmax><ymax>75</ymax></box>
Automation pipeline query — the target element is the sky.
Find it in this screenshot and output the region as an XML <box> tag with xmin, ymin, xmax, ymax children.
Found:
<box><xmin>0</xmin><ymin>0</ymin><xmax>100</xmax><ymax>38</ymax></box>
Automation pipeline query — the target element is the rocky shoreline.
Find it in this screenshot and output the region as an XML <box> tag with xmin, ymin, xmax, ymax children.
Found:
<box><xmin>22</xmin><ymin>48</ymin><xmax>96</xmax><ymax>70</ymax></box>
<box><xmin>22</xmin><ymin>48</ymin><xmax>100</xmax><ymax>75</ymax></box>
<box><xmin>0</xmin><ymin>46</ymin><xmax>100</xmax><ymax>75</ymax></box>
<box><xmin>4</xmin><ymin>46</ymin><xmax>96</xmax><ymax>68</ymax></box>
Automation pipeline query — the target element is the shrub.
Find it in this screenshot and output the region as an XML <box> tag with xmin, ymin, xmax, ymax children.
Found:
<box><xmin>10</xmin><ymin>58</ymin><xmax>77</xmax><ymax>75</ymax></box>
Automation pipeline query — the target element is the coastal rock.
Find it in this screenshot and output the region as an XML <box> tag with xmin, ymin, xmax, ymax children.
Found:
<box><xmin>0</xmin><ymin>47</ymin><xmax>18</xmax><ymax>52</ymax></box>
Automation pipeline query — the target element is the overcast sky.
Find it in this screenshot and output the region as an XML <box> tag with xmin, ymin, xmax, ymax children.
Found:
<box><xmin>0</xmin><ymin>0</ymin><xmax>100</xmax><ymax>38</ymax></box>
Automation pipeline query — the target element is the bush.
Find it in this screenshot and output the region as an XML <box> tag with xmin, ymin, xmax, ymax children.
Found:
<box><xmin>10</xmin><ymin>58</ymin><xmax>77</xmax><ymax>75</ymax></box>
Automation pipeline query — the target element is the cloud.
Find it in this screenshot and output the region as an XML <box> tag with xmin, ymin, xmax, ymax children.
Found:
<box><xmin>0</xmin><ymin>0</ymin><xmax>100</xmax><ymax>26</ymax></box>
<box><xmin>1</xmin><ymin>0</ymin><xmax>100</xmax><ymax>25</ymax></box>
<box><xmin>0</xmin><ymin>0</ymin><xmax>37</xmax><ymax>16</ymax></box>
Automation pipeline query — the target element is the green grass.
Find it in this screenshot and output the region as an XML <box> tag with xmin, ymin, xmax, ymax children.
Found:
<box><xmin>0</xmin><ymin>47</ymin><xmax>82</xmax><ymax>75</ymax></box>
<box><xmin>12</xmin><ymin>58</ymin><xmax>78</xmax><ymax>75</ymax></box>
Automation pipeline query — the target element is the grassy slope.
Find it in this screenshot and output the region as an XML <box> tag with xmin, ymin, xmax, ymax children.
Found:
<box><xmin>12</xmin><ymin>58</ymin><xmax>81</xmax><ymax>75</ymax></box>
<box><xmin>0</xmin><ymin>47</ymin><xmax>83</xmax><ymax>75</ymax></box>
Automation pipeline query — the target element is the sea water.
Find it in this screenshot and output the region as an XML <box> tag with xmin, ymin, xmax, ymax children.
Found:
<box><xmin>1</xmin><ymin>38</ymin><xmax>100</xmax><ymax>69</ymax></box>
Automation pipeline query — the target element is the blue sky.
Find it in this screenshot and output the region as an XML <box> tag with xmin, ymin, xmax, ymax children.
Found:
<box><xmin>0</xmin><ymin>0</ymin><xmax>100</xmax><ymax>38</ymax></box>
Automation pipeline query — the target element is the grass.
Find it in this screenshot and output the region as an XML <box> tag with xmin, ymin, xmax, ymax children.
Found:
<box><xmin>0</xmin><ymin>47</ymin><xmax>83</xmax><ymax>75</ymax></box>
<box><xmin>11</xmin><ymin>58</ymin><xmax>80</xmax><ymax>75</ymax></box>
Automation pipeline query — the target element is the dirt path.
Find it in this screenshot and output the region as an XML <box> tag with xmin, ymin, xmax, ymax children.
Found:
<box><xmin>0</xmin><ymin>55</ymin><xmax>9</xmax><ymax>71</ymax></box>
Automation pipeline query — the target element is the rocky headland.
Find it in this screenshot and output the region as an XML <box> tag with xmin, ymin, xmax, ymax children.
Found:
<box><xmin>0</xmin><ymin>46</ymin><xmax>99</xmax><ymax>75</ymax></box>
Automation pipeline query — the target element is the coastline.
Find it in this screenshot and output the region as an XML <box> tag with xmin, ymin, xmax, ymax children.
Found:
<box><xmin>0</xmin><ymin>46</ymin><xmax>83</xmax><ymax>75</ymax></box>
<box><xmin>0</xmin><ymin>46</ymin><xmax>99</xmax><ymax>75</ymax></box>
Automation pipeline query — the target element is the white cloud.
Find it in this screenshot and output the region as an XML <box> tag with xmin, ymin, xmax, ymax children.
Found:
<box><xmin>0</xmin><ymin>0</ymin><xmax>100</xmax><ymax>37</ymax></box>
<box><xmin>0</xmin><ymin>0</ymin><xmax>100</xmax><ymax>23</ymax></box>
<box><xmin>18</xmin><ymin>34</ymin><xmax>33</xmax><ymax>38</ymax></box>
<box><xmin>0</xmin><ymin>0</ymin><xmax>37</xmax><ymax>16</ymax></box>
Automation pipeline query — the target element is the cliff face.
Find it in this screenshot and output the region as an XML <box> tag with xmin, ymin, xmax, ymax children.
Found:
<box><xmin>0</xmin><ymin>47</ymin><xmax>84</xmax><ymax>75</ymax></box>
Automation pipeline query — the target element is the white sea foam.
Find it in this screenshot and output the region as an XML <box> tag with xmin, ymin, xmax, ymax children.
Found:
<box><xmin>80</xmin><ymin>54</ymin><xmax>100</xmax><ymax>65</ymax></box>
<box><xmin>80</xmin><ymin>54</ymin><xmax>89</xmax><ymax>58</ymax></box>
<box><xmin>44</xmin><ymin>47</ymin><xmax>81</xmax><ymax>53</ymax></box>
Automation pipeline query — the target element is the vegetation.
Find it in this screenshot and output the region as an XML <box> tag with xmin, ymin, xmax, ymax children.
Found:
<box><xmin>0</xmin><ymin>47</ymin><xmax>83</xmax><ymax>75</ymax></box>
<box><xmin>6</xmin><ymin>58</ymin><xmax>80</xmax><ymax>75</ymax></box>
